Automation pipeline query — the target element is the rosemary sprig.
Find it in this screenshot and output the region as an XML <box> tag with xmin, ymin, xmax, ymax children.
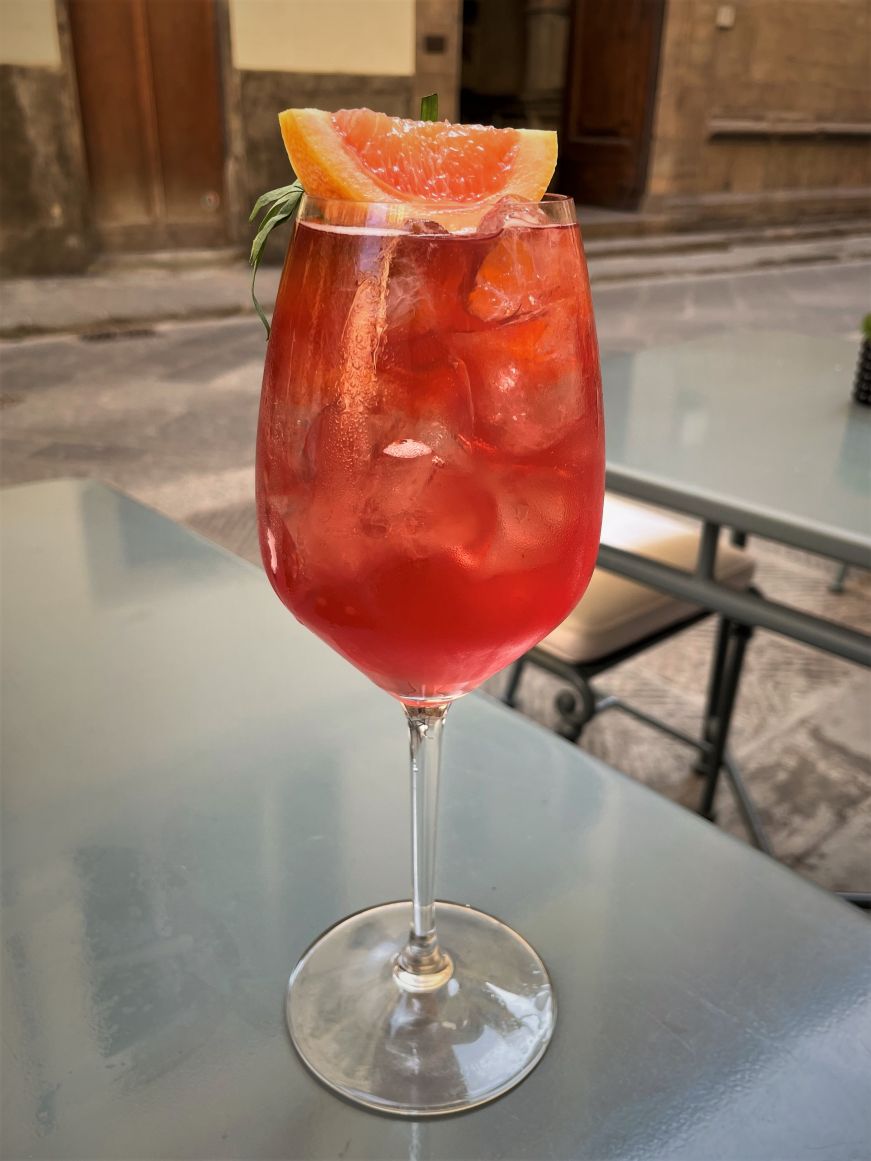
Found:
<box><xmin>248</xmin><ymin>179</ymin><xmax>304</xmax><ymax>337</ymax></box>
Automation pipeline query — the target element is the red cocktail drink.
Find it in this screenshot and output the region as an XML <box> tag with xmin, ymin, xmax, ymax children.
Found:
<box><xmin>257</xmin><ymin>198</ymin><xmax>603</xmax><ymax>702</ymax></box>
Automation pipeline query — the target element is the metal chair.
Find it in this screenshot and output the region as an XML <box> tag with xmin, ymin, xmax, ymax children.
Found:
<box><xmin>502</xmin><ymin>495</ymin><xmax>770</xmax><ymax>851</ymax></box>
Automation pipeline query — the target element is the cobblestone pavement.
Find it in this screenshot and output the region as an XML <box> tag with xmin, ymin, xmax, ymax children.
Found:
<box><xmin>2</xmin><ymin>259</ymin><xmax>869</xmax><ymax>894</ymax></box>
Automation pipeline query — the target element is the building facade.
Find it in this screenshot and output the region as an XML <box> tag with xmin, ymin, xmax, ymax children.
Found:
<box><xmin>0</xmin><ymin>0</ymin><xmax>460</xmax><ymax>274</ymax></box>
<box><xmin>1</xmin><ymin>0</ymin><xmax>868</xmax><ymax>276</ymax></box>
<box><xmin>463</xmin><ymin>0</ymin><xmax>871</xmax><ymax>226</ymax></box>
<box><xmin>644</xmin><ymin>0</ymin><xmax>871</xmax><ymax>225</ymax></box>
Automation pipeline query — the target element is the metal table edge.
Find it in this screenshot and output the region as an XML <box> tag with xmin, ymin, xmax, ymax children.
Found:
<box><xmin>604</xmin><ymin>466</ymin><xmax>871</xmax><ymax>568</ymax></box>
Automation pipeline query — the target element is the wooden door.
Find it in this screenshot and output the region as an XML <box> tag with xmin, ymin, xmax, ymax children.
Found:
<box><xmin>69</xmin><ymin>0</ymin><xmax>226</xmax><ymax>249</ymax></box>
<box><xmin>561</xmin><ymin>0</ymin><xmax>665</xmax><ymax>209</ymax></box>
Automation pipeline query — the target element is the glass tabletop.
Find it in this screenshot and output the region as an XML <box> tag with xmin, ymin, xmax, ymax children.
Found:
<box><xmin>2</xmin><ymin>480</ymin><xmax>870</xmax><ymax>1159</ymax></box>
<box><xmin>602</xmin><ymin>331</ymin><xmax>871</xmax><ymax>565</ymax></box>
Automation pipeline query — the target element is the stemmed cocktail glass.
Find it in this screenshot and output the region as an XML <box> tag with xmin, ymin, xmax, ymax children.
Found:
<box><xmin>256</xmin><ymin>192</ymin><xmax>604</xmax><ymax>1114</ymax></box>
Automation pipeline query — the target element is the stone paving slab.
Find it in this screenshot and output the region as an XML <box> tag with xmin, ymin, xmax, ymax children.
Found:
<box><xmin>0</xmin><ymin>264</ymin><xmax>282</xmax><ymax>340</ymax></box>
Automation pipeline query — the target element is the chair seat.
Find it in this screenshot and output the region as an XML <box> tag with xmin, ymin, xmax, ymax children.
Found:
<box><xmin>540</xmin><ymin>496</ymin><xmax>756</xmax><ymax>665</ymax></box>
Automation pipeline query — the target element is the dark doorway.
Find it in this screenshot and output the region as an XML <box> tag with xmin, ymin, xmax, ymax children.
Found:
<box><xmin>460</xmin><ymin>0</ymin><xmax>530</xmax><ymax>129</ymax></box>
<box><xmin>68</xmin><ymin>0</ymin><xmax>227</xmax><ymax>251</ymax></box>
<box><xmin>561</xmin><ymin>0</ymin><xmax>665</xmax><ymax>209</ymax></box>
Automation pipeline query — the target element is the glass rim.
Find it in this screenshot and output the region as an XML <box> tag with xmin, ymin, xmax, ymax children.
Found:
<box><xmin>295</xmin><ymin>191</ymin><xmax>577</xmax><ymax>232</ymax></box>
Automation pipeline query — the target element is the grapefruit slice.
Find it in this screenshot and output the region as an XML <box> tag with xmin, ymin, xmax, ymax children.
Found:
<box><xmin>279</xmin><ymin>108</ymin><xmax>557</xmax><ymax>204</ymax></box>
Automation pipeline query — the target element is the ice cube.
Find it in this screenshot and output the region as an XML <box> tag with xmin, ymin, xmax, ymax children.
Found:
<box><xmin>406</xmin><ymin>465</ymin><xmax>498</xmax><ymax>562</ymax></box>
<box><xmin>303</xmin><ymin>400</ymin><xmax>391</xmax><ymax>482</ymax></box>
<box><xmin>375</xmin><ymin>331</ymin><xmax>474</xmax><ymax>445</ymax></box>
<box><xmin>468</xmin><ymin>202</ymin><xmax>583</xmax><ymax>324</ymax></box>
<box><xmin>296</xmin><ymin>401</ymin><xmax>398</xmax><ymax>575</ymax></box>
<box><xmin>360</xmin><ymin>442</ymin><xmax>496</xmax><ymax>563</ymax></box>
<box><xmin>467</xmin><ymin>229</ymin><xmax>539</xmax><ymax>323</ymax></box>
<box><xmin>332</xmin><ymin>240</ymin><xmax>399</xmax><ymax>410</ymax></box>
<box><xmin>259</xmin><ymin>498</ymin><xmax>301</xmax><ymax>590</ymax></box>
<box><xmin>383</xmin><ymin>438</ymin><xmax>434</xmax><ymax>459</ymax></box>
<box><xmin>505</xmin><ymin>205</ymin><xmax>551</xmax><ymax>228</ymax></box>
<box><xmin>360</xmin><ymin>441</ymin><xmax>440</xmax><ymax>540</ymax></box>
<box><xmin>452</xmin><ymin>304</ymin><xmax>585</xmax><ymax>455</ymax></box>
<box><xmin>409</xmin><ymin>219</ymin><xmax>450</xmax><ymax>235</ymax></box>
<box><xmin>474</xmin><ymin>460</ymin><xmax>577</xmax><ymax>578</ymax></box>
<box><xmin>474</xmin><ymin>196</ymin><xmax>528</xmax><ymax>238</ymax></box>
<box><xmin>293</xmin><ymin>486</ymin><xmax>368</xmax><ymax>578</ymax></box>
<box><xmin>384</xmin><ymin>231</ymin><xmax>469</xmax><ymax>337</ymax></box>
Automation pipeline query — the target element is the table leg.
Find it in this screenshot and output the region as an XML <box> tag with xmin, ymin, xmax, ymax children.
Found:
<box><xmin>699</xmin><ymin>621</ymin><xmax>753</xmax><ymax>820</ymax></box>
<box><xmin>503</xmin><ymin>659</ymin><xmax>526</xmax><ymax>708</ymax></box>
<box><xmin>829</xmin><ymin>563</ymin><xmax>849</xmax><ymax>594</ymax></box>
<box><xmin>694</xmin><ymin>615</ymin><xmax>733</xmax><ymax>778</ymax></box>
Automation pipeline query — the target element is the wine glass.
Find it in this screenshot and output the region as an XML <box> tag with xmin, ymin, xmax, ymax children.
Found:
<box><xmin>256</xmin><ymin>192</ymin><xmax>604</xmax><ymax>1115</ymax></box>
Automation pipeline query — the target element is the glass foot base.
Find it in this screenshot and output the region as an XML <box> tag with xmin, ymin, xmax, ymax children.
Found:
<box><xmin>287</xmin><ymin>901</ymin><xmax>556</xmax><ymax>1116</ymax></box>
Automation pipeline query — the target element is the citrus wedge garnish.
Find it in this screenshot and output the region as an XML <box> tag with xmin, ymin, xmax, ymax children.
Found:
<box><xmin>278</xmin><ymin>108</ymin><xmax>557</xmax><ymax>204</ymax></box>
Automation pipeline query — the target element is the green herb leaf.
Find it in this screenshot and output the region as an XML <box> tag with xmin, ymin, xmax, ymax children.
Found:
<box><xmin>250</xmin><ymin>198</ymin><xmax>297</xmax><ymax>265</ymax></box>
<box><xmin>420</xmin><ymin>93</ymin><xmax>439</xmax><ymax>122</ymax></box>
<box><xmin>248</xmin><ymin>179</ymin><xmax>304</xmax><ymax>337</ymax></box>
<box><xmin>249</xmin><ymin>182</ymin><xmax>301</xmax><ymax>222</ymax></box>
<box><xmin>250</xmin><ymin>267</ymin><xmax>272</xmax><ymax>336</ymax></box>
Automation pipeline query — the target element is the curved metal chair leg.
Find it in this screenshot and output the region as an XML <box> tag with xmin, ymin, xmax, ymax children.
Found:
<box><xmin>839</xmin><ymin>892</ymin><xmax>871</xmax><ymax>910</ymax></box>
<box><xmin>554</xmin><ymin>675</ymin><xmax>597</xmax><ymax>743</ymax></box>
<box><xmin>503</xmin><ymin>658</ymin><xmax>526</xmax><ymax>708</ymax></box>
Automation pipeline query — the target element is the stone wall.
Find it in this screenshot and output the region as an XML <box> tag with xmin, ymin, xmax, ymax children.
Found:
<box><xmin>0</xmin><ymin>0</ymin><xmax>556</xmax><ymax>277</ymax></box>
<box><xmin>1</xmin><ymin>0</ymin><xmax>461</xmax><ymax>274</ymax></box>
<box><xmin>0</xmin><ymin>0</ymin><xmax>93</xmax><ymax>275</ymax></box>
<box><xmin>239</xmin><ymin>71</ymin><xmax>417</xmax><ymax>203</ymax></box>
<box><xmin>645</xmin><ymin>0</ymin><xmax>871</xmax><ymax>223</ymax></box>
<box><xmin>232</xmin><ymin>0</ymin><xmax>462</xmax><ymax>258</ymax></box>
<box><xmin>238</xmin><ymin>71</ymin><xmax>415</xmax><ymax>244</ymax></box>
<box><xmin>413</xmin><ymin>0</ymin><xmax>462</xmax><ymax>122</ymax></box>
<box><xmin>228</xmin><ymin>0</ymin><xmax>459</xmax><ymax>259</ymax></box>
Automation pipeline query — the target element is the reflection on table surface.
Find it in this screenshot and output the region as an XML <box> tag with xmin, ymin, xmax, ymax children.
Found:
<box><xmin>2</xmin><ymin>479</ymin><xmax>870</xmax><ymax>1160</ymax></box>
<box><xmin>602</xmin><ymin>331</ymin><xmax>870</xmax><ymax>555</ymax></box>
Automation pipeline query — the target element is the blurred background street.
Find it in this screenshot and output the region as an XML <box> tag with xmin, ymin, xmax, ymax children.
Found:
<box><xmin>3</xmin><ymin>250</ymin><xmax>869</xmax><ymax>893</ymax></box>
<box><xmin>1</xmin><ymin>0</ymin><xmax>869</xmax><ymax>890</ymax></box>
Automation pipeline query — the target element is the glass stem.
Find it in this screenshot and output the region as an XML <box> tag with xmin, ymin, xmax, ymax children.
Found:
<box><xmin>396</xmin><ymin>701</ymin><xmax>452</xmax><ymax>989</ymax></box>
